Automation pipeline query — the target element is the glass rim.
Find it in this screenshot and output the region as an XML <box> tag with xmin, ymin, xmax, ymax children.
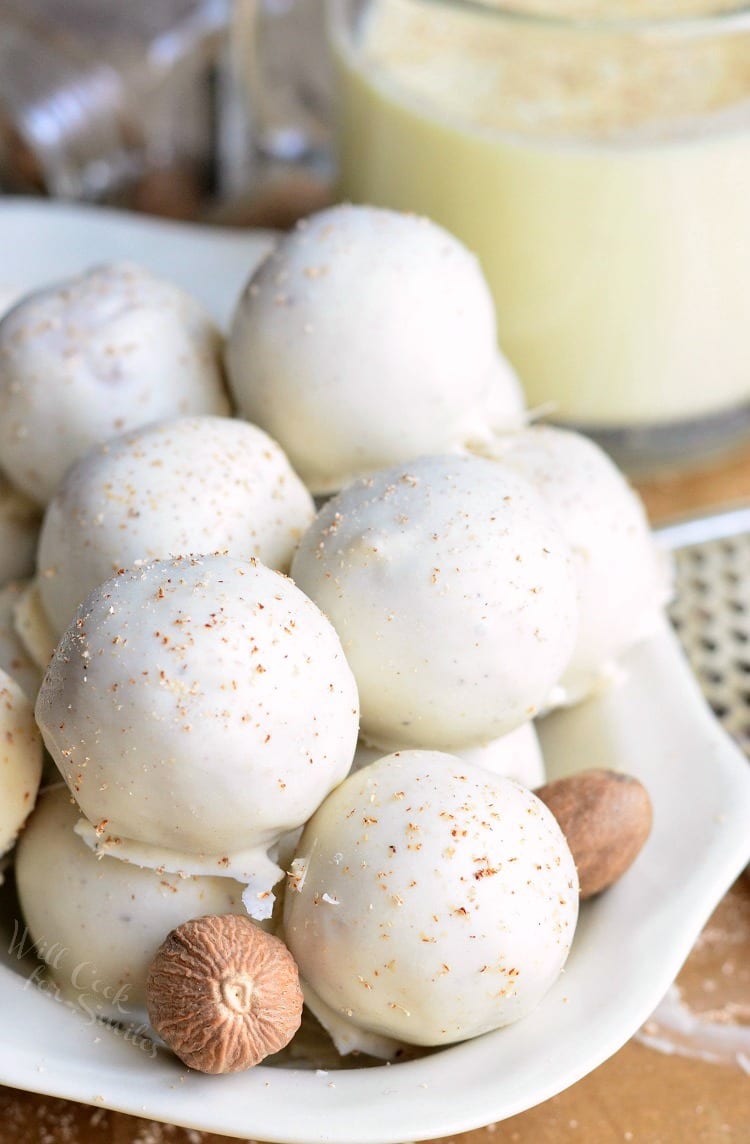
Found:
<box><xmin>423</xmin><ymin>0</ymin><xmax>750</xmax><ymax>34</ymax></box>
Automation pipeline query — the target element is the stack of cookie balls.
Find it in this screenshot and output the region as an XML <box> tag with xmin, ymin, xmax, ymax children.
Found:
<box><xmin>0</xmin><ymin>204</ymin><xmax>666</xmax><ymax>1056</ymax></box>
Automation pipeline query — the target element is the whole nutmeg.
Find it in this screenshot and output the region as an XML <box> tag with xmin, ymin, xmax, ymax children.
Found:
<box><xmin>146</xmin><ymin>914</ymin><xmax>304</xmax><ymax>1074</ymax></box>
<box><xmin>535</xmin><ymin>769</ymin><xmax>653</xmax><ymax>899</ymax></box>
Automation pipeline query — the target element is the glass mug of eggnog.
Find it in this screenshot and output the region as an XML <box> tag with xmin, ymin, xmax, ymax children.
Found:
<box><xmin>328</xmin><ymin>0</ymin><xmax>750</xmax><ymax>471</ymax></box>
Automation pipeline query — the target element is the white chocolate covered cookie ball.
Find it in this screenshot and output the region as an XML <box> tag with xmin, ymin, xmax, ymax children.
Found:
<box><xmin>35</xmin><ymin>555</ymin><xmax>359</xmax><ymax>914</ymax></box>
<box><xmin>37</xmin><ymin>415</ymin><xmax>315</xmax><ymax>642</ymax></box>
<box><xmin>291</xmin><ymin>454</ymin><xmax>577</xmax><ymax>749</ymax></box>
<box><xmin>0</xmin><ymin>667</ymin><xmax>43</xmax><ymax>857</ymax></box>
<box><xmin>16</xmin><ymin>785</ymin><xmax>249</xmax><ymax>1022</ymax></box>
<box><xmin>0</xmin><ymin>474</ymin><xmax>40</xmax><ymax>588</ymax></box>
<box><xmin>283</xmin><ymin>752</ymin><xmax>578</xmax><ymax>1049</ymax></box>
<box><xmin>494</xmin><ymin>426</ymin><xmax>672</xmax><ymax>702</ymax></box>
<box><xmin>0</xmin><ymin>263</ymin><xmax>229</xmax><ymax>505</ymax></box>
<box><xmin>226</xmin><ymin>204</ymin><xmax>524</xmax><ymax>493</ymax></box>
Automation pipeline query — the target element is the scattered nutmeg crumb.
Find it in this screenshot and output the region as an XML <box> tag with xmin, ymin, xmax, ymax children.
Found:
<box><xmin>146</xmin><ymin>914</ymin><xmax>304</xmax><ymax>1074</ymax></box>
<box><xmin>535</xmin><ymin>769</ymin><xmax>653</xmax><ymax>899</ymax></box>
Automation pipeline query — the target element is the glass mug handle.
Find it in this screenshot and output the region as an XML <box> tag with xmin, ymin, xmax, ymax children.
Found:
<box><xmin>227</xmin><ymin>0</ymin><xmax>333</xmax><ymax>191</ymax></box>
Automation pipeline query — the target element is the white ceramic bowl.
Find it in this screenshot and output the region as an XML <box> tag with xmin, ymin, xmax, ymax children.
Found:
<box><xmin>0</xmin><ymin>201</ymin><xmax>748</xmax><ymax>1143</ymax></box>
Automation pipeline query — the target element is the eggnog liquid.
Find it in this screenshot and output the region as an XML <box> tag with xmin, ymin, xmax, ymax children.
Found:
<box><xmin>333</xmin><ymin>0</ymin><xmax>750</xmax><ymax>434</ymax></box>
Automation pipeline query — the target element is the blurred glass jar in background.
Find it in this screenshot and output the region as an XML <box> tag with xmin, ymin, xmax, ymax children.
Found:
<box><xmin>330</xmin><ymin>0</ymin><xmax>750</xmax><ymax>472</ymax></box>
<box><xmin>0</xmin><ymin>0</ymin><xmax>230</xmax><ymax>215</ymax></box>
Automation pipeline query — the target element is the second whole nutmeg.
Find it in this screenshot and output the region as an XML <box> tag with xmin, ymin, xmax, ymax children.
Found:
<box><xmin>535</xmin><ymin>768</ymin><xmax>653</xmax><ymax>899</ymax></box>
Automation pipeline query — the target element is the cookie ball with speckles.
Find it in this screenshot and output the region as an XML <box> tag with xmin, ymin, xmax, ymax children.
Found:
<box><xmin>291</xmin><ymin>454</ymin><xmax>577</xmax><ymax>750</ymax></box>
<box><xmin>35</xmin><ymin>554</ymin><xmax>359</xmax><ymax>917</ymax></box>
<box><xmin>283</xmin><ymin>751</ymin><xmax>578</xmax><ymax>1049</ymax></box>
<box><xmin>16</xmin><ymin>785</ymin><xmax>252</xmax><ymax>1022</ymax></box>
<box><xmin>226</xmin><ymin>204</ymin><xmax>524</xmax><ymax>494</ymax></box>
<box><xmin>36</xmin><ymin>415</ymin><xmax>315</xmax><ymax>642</ymax></box>
<box><xmin>0</xmin><ymin>263</ymin><xmax>229</xmax><ymax>505</ymax></box>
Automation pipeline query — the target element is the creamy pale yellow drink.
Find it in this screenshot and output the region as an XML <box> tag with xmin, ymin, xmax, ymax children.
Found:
<box><xmin>332</xmin><ymin>0</ymin><xmax>750</xmax><ymax>450</ymax></box>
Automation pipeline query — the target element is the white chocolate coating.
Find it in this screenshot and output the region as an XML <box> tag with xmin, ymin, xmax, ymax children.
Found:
<box><xmin>0</xmin><ymin>667</ymin><xmax>43</xmax><ymax>857</ymax></box>
<box><xmin>291</xmin><ymin>454</ymin><xmax>577</xmax><ymax>749</ymax></box>
<box><xmin>0</xmin><ymin>263</ymin><xmax>229</xmax><ymax>505</ymax></box>
<box><xmin>301</xmin><ymin>982</ymin><xmax>405</xmax><ymax>1061</ymax></box>
<box><xmin>0</xmin><ymin>582</ymin><xmax>43</xmax><ymax>700</ymax></box>
<box><xmin>353</xmin><ymin>721</ymin><xmax>545</xmax><ymax>788</ymax></box>
<box><xmin>15</xmin><ymin>785</ymin><xmax>249</xmax><ymax>1022</ymax></box>
<box><xmin>35</xmin><ymin>555</ymin><xmax>359</xmax><ymax>900</ymax></box>
<box><xmin>283</xmin><ymin>751</ymin><xmax>578</xmax><ymax>1047</ymax></box>
<box><xmin>226</xmin><ymin>204</ymin><xmax>524</xmax><ymax>494</ymax></box>
<box><xmin>37</xmin><ymin>415</ymin><xmax>315</xmax><ymax>642</ymax></box>
<box><xmin>493</xmin><ymin>426</ymin><xmax>672</xmax><ymax>702</ymax></box>
<box><xmin>0</xmin><ymin>473</ymin><xmax>40</xmax><ymax>588</ymax></box>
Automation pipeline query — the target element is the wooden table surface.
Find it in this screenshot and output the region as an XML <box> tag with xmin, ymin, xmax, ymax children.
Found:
<box><xmin>1</xmin><ymin>444</ymin><xmax>749</xmax><ymax>1144</ymax></box>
